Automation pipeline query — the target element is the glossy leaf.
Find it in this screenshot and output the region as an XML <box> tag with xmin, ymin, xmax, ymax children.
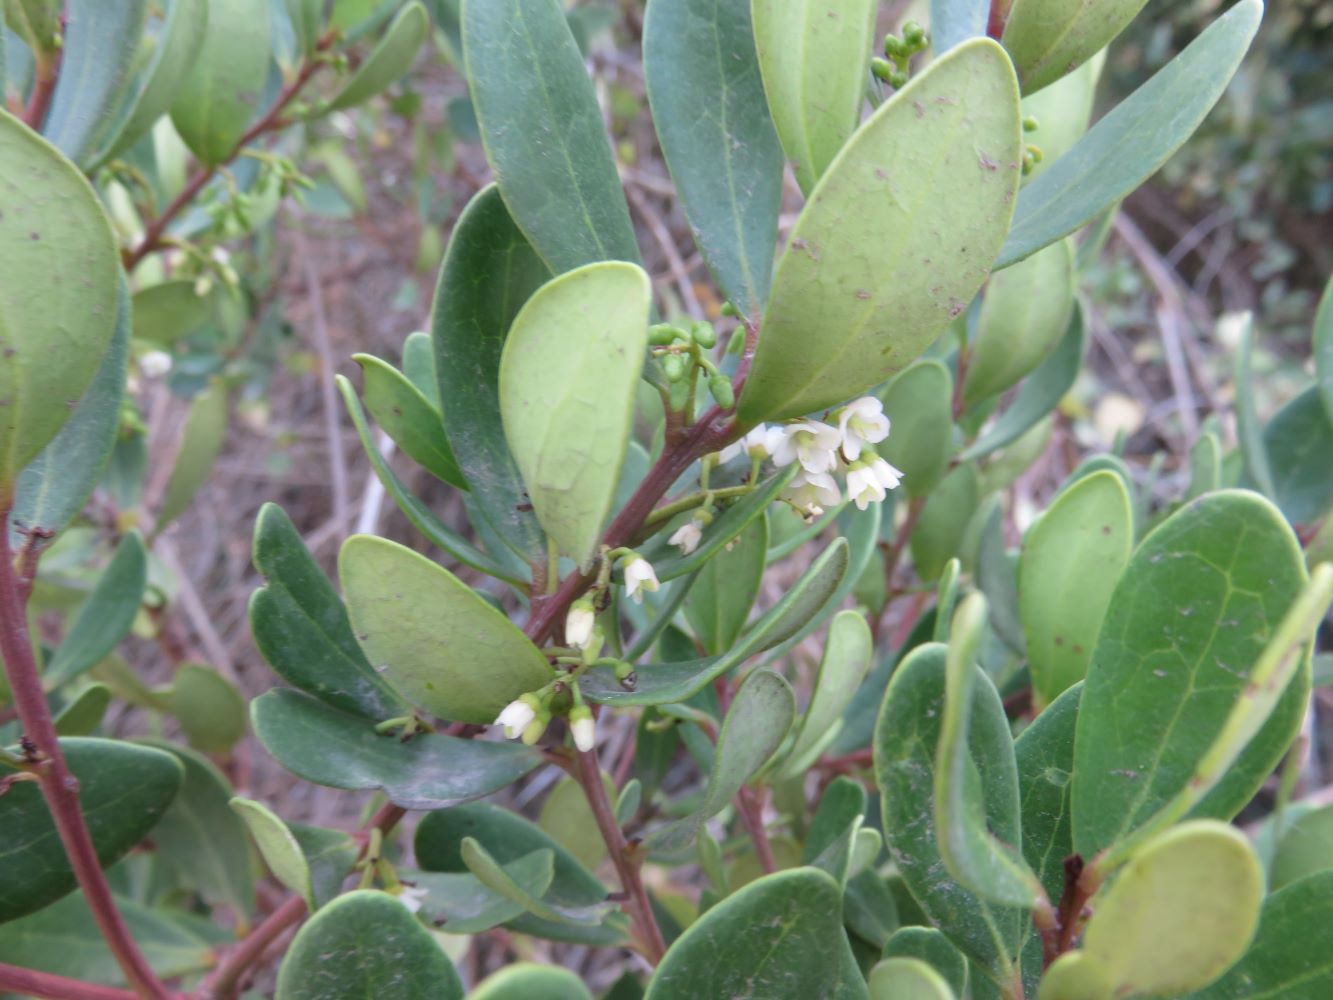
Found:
<box><xmin>874</xmin><ymin>643</ymin><xmax>1024</xmax><ymax>977</ymax></box>
<box><xmin>430</xmin><ymin>184</ymin><xmax>550</xmax><ymax>563</ymax></box>
<box><xmin>251</xmin><ymin>689</ymin><xmax>543</xmax><ymax>809</ymax></box>
<box><xmin>462</xmin><ymin>0</ymin><xmax>640</xmax><ymax>272</ymax></box>
<box><xmin>645</xmin><ymin>868</ymin><xmax>862</xmax><ymax>999</ymax></box>
<box><xmin>45</xmin><ymin>532</ymin><xmax>146</xmax><ymax>687</ymax></box>
<box><xmin>471</xmin><ymin>964</ymin><xmax>593</xmax><ymax>1000</ymax></box>
<box><xmin>964</xmin><ymin>239</ymin><xmax>1075</xmax><ymax>405</ymax></box>
<box><xmin>644</xmin><ymin>0</ymin><xmax>783</xmax><ymax>315</ymax></box>
<box><xmin>580</xmin><ymin>537</ymin><xmax>848</xmax><ymax>705</ymax></box>
<box><xmin>8</xmin><ymin>278</ymin><xmax>126</xmax><ymax>546</ymax></box>
<box><xmin>144</xmin><ymin>741</ymin><xmax>253</xmax><ymax>918</ymax></box>
<box><xmin>960</xmin><ymin>303</ymin><xmax>1085</xmax><ymax>462</ymax></box>
<box><xmin>169</xmin><ymin>0</ymin><xmax>271</xmax><ymax>164</ymax></box>
<box><xmin>276</xmin><ymin>889</ymin><xmax>463</xmax><ymax>999</ymax></box>
<box><xmin>250</xmin><ymin>502</ymin><xmax>408</xmax><ymax>720</ymax></box>
<box><xmin>1186</xmin><ymin>869</ymin><xmax>1333</xmax><ymax>999</ymax></box>
<box><xmin>499</xmin><ymin>262</ymin><xmax>650</xmax><ymax>567</ymax></box>
<box><xmin>1263</xmin><ymin>386</ymin><xmax>1333</xmax><ymax>524</ymax></box>
<box><xmin>352</xmin><ymin>353</ymin><xmax>466</xmax><ymax>488</ymax></box>
<box><xmin>0</xmin><ymin>111</ymin><xmax>119</xmax><ymax>486</ymax></box>
<box><xmin>166</xmin><ymin>663</ymin><xmax>247</xmax><ymax>752</ymax></box>
<box><xmin>936</xmin><ymin>594</ymin><xmax>1042</xmax><ymax>907</ymax></box>
<box><xmin>781</xmin><ymin>610</ymin><xmax>873</xmax><ymax>776</ymax></box>
<box><xmin>1072</xmin><ymin>491</ymin><xmax>1309</xmax><ymax>861</ymax></box>
<box><xmin>1019</xmin><ymin>471</ymin><xmax>1132</xmax><ymax>708</ymax></box>
<box><xmin>1019</xmin><ymin>51</ymin><xmax>1104</xmax><ymax>181</ymax></box>
<box><xmin>41</xmin><ymin>0</ymin><xmax>147</xmax><ymax>165</ymax></box>
<box><xmin>996</xmin><ymin>0</ymin><xmax>1263</xmax><ymax>268</ymax></box>
<box><xmin>683</xmin><ymin>514</ymin><xmax>767</xmax><ymax>655</ymax></box>
<box><xmin>738</xmin><ymin>39</ymin><xmax>1022</xmax><ymax>422</ymax></box>
<box><xmin>1315</xmin><ymin>275</ymin><xmax>1333</xmax><ymax>425</ymax></box>
<box><xmin>156</xmin><ymin>383</ymin><xmax>227</xmax><ymax>531</ymax></box>
<box><xmin>648</xmin><ymin>669</ymin><xmax>795</xmax><ymax>852</ymax></box>
<box><xmin>327</xmin><ymin>1</ymin><xmax>429</xmax><ymax>111</ymax></box>
<box><xmin>931</xmin><ymin>0</ymin><xmax>989</xmax><ymax>54</ymax></box>
<box><xmin>0</xmin><ymin>739</ymin><xmax>182</xmax><ymax>924</ymax></box>
<box><xmin>1082</xmin><ymin>821</ymin><xmax>1262</xmax><ymax>997</ymax></box>
<box><xmin>751</xmin><ymin>0</ymin><xmax>877</xmax><ymax>195</ymax></box>
<box><xmin>231</xmin><ymin>797</ymin><xmax>356</xmax><ymax>910</ymax></box>
<box><xmin>910</xmin><ymin>463</ymin><xmax>980</xmax><ymax>582</ymax></box>
<box><xmin>1014</xmin><ymin>684</ymin><xmax>1080</xmax><ymax>904</ymax></box>
<box><xmin>340</xmin><ymin>534</ymin><xmax>553</xmax><ymax>722</ymax></box>
<box><xmin>1001</xmin><ymin>0</ymin><xmax>1145</xmax><ymax>94</ymax></box>
<box><xmin>883</xmin><ymin>929</ymin><xmax>968</xmax><ymax>998</ymax></box>
<box><xmin>879</xmin><ymin>361</ymin><xmax>953</xmax><ymax>499</ymax></box>
<box><xmin>868</xmin><ymin>958</ymin><xmax>957</xmax><ymax>1000</ymax></box>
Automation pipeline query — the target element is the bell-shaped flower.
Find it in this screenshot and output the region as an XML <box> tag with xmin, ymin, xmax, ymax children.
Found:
<box><xmin>846</xmin><ymin>453</ymin><xmax>904</xmax><ymax>510</ymax></box>
<box><xmin>718</xmin><ymin>423</ymin><xmax>784</xmax><ymax>464</ymax></box>
<box><xmin>494</xmin><ymin>694</ymin><xmax>540</xmax><ymax>739</ymax></box>
<box><xmin>669</xmin><ymin>519</ymin><xmax>703</xmax><ymax>555</ymax></box>
<box><xmin>569</xmin><ymin>704</ymin><xmax>596</xmax><ymax>752</ymax></box>
<box><xmin>565</xmin><ymin>600</ymin><xmax>597</xmax><ymax>649</ymax></box>
<box><xmin>837</xmin><ymin>396</ymin><xmax>891</xmax><ymax>461</ymax></box>
<box><xmin>624</xmin><ymin>554</ymin><xmax>660</xmax><ymax>603</ymax></box>
<box><xmin>782</xmin><ymin>469</ymin><xmax>841</xmax><ymax>519</ymax></box>
<box><xmin>772</xmin><ymin>419</ymin><xmax>840</xmax><ymax>474</ymax></box>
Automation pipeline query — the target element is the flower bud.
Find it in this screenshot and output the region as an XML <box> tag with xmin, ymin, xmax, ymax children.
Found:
<box><xmin>494</xmin><ymin>694</ymin><xmax>541</xmax><ymax>739</ymax></box>
<box><xmin>663</xmin><ymin>354</ymin><xmax>686</xmax><ymax>382</ymax></box>
<box><xmin>569</xmin><ymin>705</ymin><xmax>595</xmax><ymax>752</ymax></box>
<box><xmin>871</xmin><ymin>57</ymin><xmax>895</xmax><ymax>83</ymax></box>
<box><xmin>709</xmin><ymin>374</ymin><xmax>735</xmax><ymax>409</ymax></box>
<box><xmin>649</xmin><ymin>323</ymin><xmax>684</xmax><ymax>346</ymax></box>
<box><xmin>691</xmin><ymin>321</ymin><xmax>717</xmax><ymax>349</ymax></box>
<box><xmin>565</xmin><ymin>599</ymin><xmax>597</xmax><ymax>649</ymax></box>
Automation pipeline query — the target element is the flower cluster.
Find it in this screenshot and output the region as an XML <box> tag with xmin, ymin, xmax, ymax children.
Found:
<box><xmin>721</xmin><ymin>396</ymin><xmax>903</xmax><ymax>519</ymax></box>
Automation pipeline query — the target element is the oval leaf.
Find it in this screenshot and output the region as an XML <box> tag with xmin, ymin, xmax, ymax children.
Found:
<box><xmin>781</xmin><ymin>609</ymin><xmax>873</xmax><ymax>776</ymax></box>
<box><xmin>326</xmin><ymin>1</ymin><xmax>429</xmax><ymax>111</ymax></box>
<box><xmin>45</xmin><ymin>531</ymin><xmax>147</xmax><ymax>687</ymax></box>
<box><xmin>879</xmin><ymin>360</ymin><xmax>954</xmax><ymax>499</ymax></box>
<box><xmin>353</xmin><ymin>352</ymin><xmax>466</xmax><ymax>489</ymax></box>
<box><xmin>1019</xmin><ymin>50</ymin><xmax>1104</xmax><ymax>181</ymax></box>
<box><xmin>868</xmin><ymin>957</ymin><xmax>957</xmax><ymax>1000</ymax></box>
<box><xmin>471</xmin><ymin>964</ymin><xmax>593</xmax><ymax>1000</ymax></box>
<box><xmin>1000</xmin><ymin>0</ymin><xmax>1146</xmax><ymax>95</ymax></box>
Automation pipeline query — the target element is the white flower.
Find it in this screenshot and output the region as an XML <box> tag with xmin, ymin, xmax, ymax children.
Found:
<box><xmin>782</xmin><ymin>469</ymin><xmax>841</xmax><ymax>519</ymax></box>
<box><xmin>494</xmin><ymin>697</ymin><xmax>537</xmax><ymax>739</ymax></box>
<box><xmin>836</xmin><ymin>396</ymin><xmax>891</xmax><ymax>461</ymax></box>
<box><xmin>394</xmin><ymin>884</ymin><xmax>429</xmax><ymax>914</ymax></box>
<box><xmin>772</xmin><ymin>420</ymin><xmax>841</xmax><ymax>474</ymax></box>
<box><xmin>718</xmin><ymin>423</ymin><xmax>784</xmax><ymax>463</ymax></box>
<box><xmin>565</xmin><ymin>602</ymin><xmax>596</xmax><ymax>649</ymax></box>
<box><xmin>570</xmin><ymin>706</ymin><xmax>596</xmax><ymax>752</ymax></box>
<box><xmin>846</xmin><ymin>455</ymin><xmax>904</xmax><ymax>510</ymax></box>
<box><xmin>138</xmin><ymin>351</ymin><xmax>173</xmax><ymax>379</ymax></box>
<box><xmin>669</xmin><ymin>519</ymin><xmax>703</xmax><ymax>555</ymax></box>
<box><xmin>623</xmin><ymin>555</ymin><xmax>660</xmax><ymax>603</ymax></box>
<box><xmin>867</xmin><ymin>454</ymin><xmax>904</xmax><ymax>491</ymax></box>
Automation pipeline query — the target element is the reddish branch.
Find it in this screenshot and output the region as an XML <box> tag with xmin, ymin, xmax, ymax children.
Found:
<box><xmin>735</xmin><ymin>785</ymin><xmax>777</xmax><ymax>875</ymax></box>
<box><xmin>0</xmin><ymin>963</ymin><xmax>153</xmax><ymax>1000</ymax></box>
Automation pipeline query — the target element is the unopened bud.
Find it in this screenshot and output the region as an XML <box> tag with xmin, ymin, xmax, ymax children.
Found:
<box><xmin>691</xmin><ymin>321</ymin><xmax>717</xmax><ymax>349</ymax></box>
<box><xmin>709</xmin><ymin>374</ymin><xmax>735</xmax><ymax>409</ymax></box>
<box><xmin>663</xmin><ymin>354</ymin><xmax>686</xmax><ymax>382</ymax></box>
<box><xmin>1022</xmin><ymin>115</ymin><xmax>1040</xmax><ymax>133</ymax></box>
<box><xmin>649</xmin><ymin>323</ymin><xmax>684</xmax><ymax>346</ymax></box>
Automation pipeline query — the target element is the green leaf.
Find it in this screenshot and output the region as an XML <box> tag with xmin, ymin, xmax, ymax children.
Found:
<box><xmin>803</xmin><ymin>776</ymin><xmax>867</xmax><ymax>880</ymax></box>
<box><xmin>580</xmin><ymin>536</ymin><xmax>848</xmax><ymax>706</ymax></box>
<box><xmin>539</xmin><ymin>776</ymin><xmax>611</xmax><ymax>873</ymax></box>
<box><xmin>340</xmin><ymin>534</ymin><xmax>554</xmax><ymax>722</ymax></box>
<box><xmin>142</xmin><ymin>741</ymin><xmax>254</xmax><ymax>918</ymax></box>
<box><xmin>1071</xmin><ymin>490</ymin><xmax>1310</xmax><ymax>861</ymax></box>
<box><xmin>1315</xmin><ymin>275</ymin><xmax>1333</xmax><ymax>426</ymax></box>
<box><xmin>964</xmin><ymin>239</ymin><xmax>1075</xmax><ymax>405</ymax></box>
<box><xmin>411</xmin><ymin>852</ymin><xmax>551</xmax><ymax>934</ymax></box>
<box><xmin>1000</xmin><ymin>0</ymin><xmax>1145</xmax><ymax>95</ymax></box>
<box><xmin>0</xmin><ymin>891</ymin><xmax>217</xmax><ymax>983</ymax></box>
<box><xmin>131</xmin><ymin>280</ymin><xmax>216</xmax><ymax>346</ymax></box>
<box><xmin>461</xmin><ymin>837</ymin><xmax>614</xmax><ymax>925</ymax></box>
<box><xmin>470</xmin><ymin>964</ymin><xmax>594</xmax><ymax>1000</ymax></box>
<box><xmin>960</xmin><ymin>303</ymin><xmax>1084</xmax><ymax>462</ymax></box>
<box><xmin>975</xmin><ymin>499</ymin><xmax>1023</xmax><ymax>653</ymax></box>
<box><xmin>0</xmin><ymin>738</ymin><xmax>182</xmax><ymax>924</ymax></box>
<box><xmin>250</xmin><ymin>503</ymin><xmax>408</xmax><ymax>720</ymax></box>
<box><xmin>1036</xmin><ymin>952</ymin><xmax>1113</xmax><ymax>1000</ymax></box>
<box><xmin>1270</xmin><ymin>803</ymin><xmax>1333</xmax><ymax>891</ymax></box>
<box><xmin>883</xmin><ymin>928</ymin><xmax>968</xmax><ymax>998</ymax></box>
<box><xmin>643</xmin><ymin>0</ymin><xmax>783</xmax><ymax>315</ymax></box>
<box><xmin>931</xmin><ymin>0</ymin><xmax>989</xmax><ymax>54</ymax></box>
<box><xmin>45</xmin><ymin>531</ymin><xmax>146</xmax><ymax>687</ymax></box>
<box><xmin>165</xmin><ymin>663</ymin><xmax>247</xmax><ymax>752</ymax></box>
<box><xmin>1019</xmin><ymin>50</ymin><xmax>1104</xmax><ymax>182</ymax></box>
<box><xmin>41</xmin><ymin>0</ymin><xmax>147</xmax><ymax>165</ymax></box>
<box><xmin>9</xmin><ymin>278</ymin><xmax>128</xmax><ymax>544</ymax></box>
<box><xmin>995</xmin><ymin>0</ymin><xmax>1263</xmax><ymax>269</ymax></box>
<box><xmin>91</xmin><ymin>0</ymin><xmax>208</xmax><ymax>165</ymax></box>
<box><xmin>0</xmin><ymin>111</ymin><xmax>120</xmax><ymax>487</ymax></box>
<box><xmin>1014</xmin><ymin>684</ymin><xmax>1080</xmax><ymax>904</ymax></box>
<box><xmin>737</xmin><ymin>38</ymin><xmax>1021</xmax><ymax>422</ymax></box>
<box><xmin>874</xmin><ymin>643</ymin><xmax>1023</xmax><ymax>978</ymax></box>
<box><xmin>646</xmin><ymin>868</ymin><xmax>863</xmax><ymax>999</ymax></box>
<box><xmin>683</xmin><ymin>513</ymin><xmax>767</xmax><ymax>655</ymax></box>
<box><xmin>52</xmin><ymin>682</ymin><xmax>112</xmax><ymax>735</ymax></box>
<box><xmin>169</xmin><ymin>0</ymin><xmax>271</xmax><ymax>164</ymax></box>
<box><xmin>1234</xmin><ymin>312</ymin><xmax>1276</xmax><ymax>500</ymax></box>
<box><xmin>751</xmin><ymin>0</ymin><xmax>877</xmax><ymax>196</ymax></box>
<box><xmin>231</xmin><ymin>797</ymin><xmax>356</xmax><ymax>910</ymax></box>
<box><xmin>252</xmin><ymin>688</ymin><xmax>543</xmax><ymax>809</ymax></box>
<box><xmin>337</xmin><ymin>375</ymin><xmax>523</xmax><ymax>584</ymax></box>
<box><xmin>879</xmin><ymin>361</ymin><xmax>954</xmax><ymax>499</ymax></box>
<box><xmin>156</xmin><ymin>382</ymin><xmax>227</xmax><ymax>531</ymax></box>
<box><xmin>1081</xmin><ymin>821</ymin><xmax>1262</xmax><ymax>997</ymax></box>
<box><xmin>353</xmin><ymin>353</ymin><xmax>466</xmax><ymax>488</ymax></box>
<box><xmin>781</xmin><ymin>610</ymin><xmax>873</xmax><ymax>777</ymax></box>
<box><xmin>868</xmin><ymin>957</ymin><xmax>957</xmax><ymax>1000</ymax></box>
<box><xmin>935</xmin><ymin>594</ymin><xmax>1042</xmax><ymax>908</ymax></box>
<box><xmin>462</xmin><ymin>0</ymin><xmax>640</xmax><ymax>272</ymax></box>
<box><xmin>326</xmin><ymin>1</ymin><xmax>429</xmax><ymax>111</ymax></box>
<box><xmin>498</xmin><ymin>262</ymin><xmax>650</xmax><ymax>568</ymax></box>
<box><xmin>276</xmin><ymin>889</ymin><xmax>464</xmax><ymax>999</ymax></box>
<box><xmin>430</xmin><ymin>184</ymin><xmax>550</xmax><ymax>563</ymax></box>
<box><xmin>648</xmin><ymin>669</ymin><xmax>795</xmax><ymax>852</ymax></box>
<box><xmin>1019</xmin><ymin>471</ymin><xmax>1132</xmax><ymax>708</ymax></box>
<box><xmin>1187</xmin><ymin>429</ymin><xmax>1222</xmax><ymax>501</ymax></box>
<box><xmin>1263</xmin><ymin>386</ymin><xmax>1333</xmax><ymax>524</ymax></box>
<box><xmin>1185</xmin><ymin>869</ymin><xmax>1333</xmax><ymax>1000</ymax></box>
<box><xmin>910</xmin><ymin>464</ymin><xmax>980</xmax><ymax>582</ymax></box>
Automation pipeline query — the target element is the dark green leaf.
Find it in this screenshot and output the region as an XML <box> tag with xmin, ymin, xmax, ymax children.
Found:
<box><xmin>1315</xmin><ymin>275</ymin><xmax>1333</xmax><ymax>425</ymax></box>
<box><xmin>910</xmin><ymin>464</ymin><xmax>980</xmax><ymax>582</ymax></box>
<box><xmin>1270</xmin><ymin>803</ymin><xmax>1333</xmax><ymax>891</ymax></box>
<box><xmin>252</xmin><ymin>689</ymin><xmax>543</xmax><ymax>809</ymax></box>
<box><xmin>353</xmin><ymin>353</ymin><xmax>467</xmax><ymax>488</ymax></box>
<box><xmin>643</xmin><ymin>0</ymin><xmax>782</xmax><ymax>315</ymax></box>
<box><xmin>1014</xmin><ymin>683</ymin><xmax>1080</xmax><ymax>906</ymax></box>
<box><xmin>1235</xmin><ymin>313</ymin><xmax>1277</xmax><ymax>500</ymax></box>
<box><xmin>683</xmin><ymin>514</ymin><xmax>767</xmax><ymax>655</ymax></box>
<box><xmin>462</xmin><ymin>837</ymin><xmax>614</xmax><ymax>925</ymax></box>
<box><xmin>879</xmin><ymin>361</ymin><xmax>953</xmax><ymax>499</ymax></box>
<box><xmin>52</xmin><ymin>683</ymin><xmax>112</xmax><ymax>735</ymax></box>
<box><xmin>276</xmin><ymin>889</ymin><xmax>464</xmax><ymax>999</ymax></box>
<box><xmin>1263</xmin><ymin>386</ymin><xmax>1333</xmax><ymax>524</ymax></box>
<box><xmin>45</xmin><ymin>531</ymin><xmax>146</xmax><ymax>687</ymax></box>
<box><xmin>156</xmin><ymin>382</ymin><xmax>227</xmax><ymax>531</ymax></box>
<box><xmin>883</xmin><ymin>928</ymin><xmax>968</xmax><ymax>998</ymax></box>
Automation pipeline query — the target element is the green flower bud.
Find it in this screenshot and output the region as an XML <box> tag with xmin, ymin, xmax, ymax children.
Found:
<box><xmin>663</xmin><ymin>354</ymin><xmax>686</xmax><ymax>382</ymax></box>
<box><xmin>903</xmin><ymin>21</ymin><xmax>925</xmax><ymax>45</ymax></box>
<box><xmin>871</xmin><ymin>57</ymin><xmax>895</xmax><ymax>83</ymax></box>
<box><xmin>890</xmin><ymin>70</ymin><xmax>908</xmax><ymax>89</ymax></box>
<box><xmin>691</xmin><ymin>321</ymin><xmax>717</xmax><ymax>349</ymax></box>
<box><xmin>883</xmin><ymin>36</ymin><xmax>905</xmax><ymax>58</ymax></box>
<box><xmin>710</xmin><ymin>374</ymin><xmax>735</xmax><ymax>409</ymax></box>
<box><xmin>1023</xmin><ymin>115</ymin><xmax>1040</xmax><ymax>133</ymax></box>
<box><xmin>720</xmin><ymin>301</ymin><xmax>740</xmax><ymax>318</ymax></box>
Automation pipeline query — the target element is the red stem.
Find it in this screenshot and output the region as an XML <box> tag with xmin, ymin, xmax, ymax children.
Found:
<box><xmin>0</xmin><ymin>963</ymin><xmax>154</xmax><ymax>1000</ymax></box>
<box><xmin>987</xmin><ymin>0</ymin><xmax>1013</xmax><ymax>39</ymax></box>
<box><xmin>0</xmin><ymin>512</ymin><xmax>171</xmax><ymax>998</ymax></box>
<box><xmin>22</xmin><ymin>44</ymin><xmax>61</xmax><ymax>130</ymax></box>
<box><xmin>736</xmin><ymin>785</ymin><xmax>777</xmax><ymax>874</ymax></box>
